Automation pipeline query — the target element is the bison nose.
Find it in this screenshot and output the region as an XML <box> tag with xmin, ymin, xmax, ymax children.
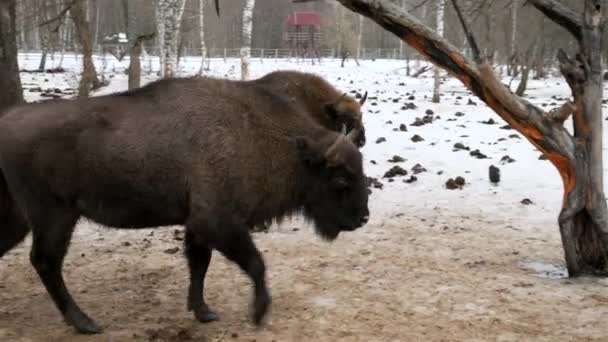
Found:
<box><xmin>360</xmin><ymin>215</ymin><xmax>369</xmax><ymax>225</ymax></box>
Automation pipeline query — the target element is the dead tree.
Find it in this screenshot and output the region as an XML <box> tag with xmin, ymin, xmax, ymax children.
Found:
<box><xmin>0</xmin><ymin>0</ymin><xmax>23</xmax><ymax>112</ymax></box>
<box><xmin>336</xmin><ymin>0</ymin><xmax>608</xmax><ymax>276</ymax></box>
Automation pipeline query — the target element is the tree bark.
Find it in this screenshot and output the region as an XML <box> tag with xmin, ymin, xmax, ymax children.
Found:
<box><xmin>240</xmin><ymin>0</ymin><xmax>255</xmax><ymax>80</ymax></box>
<box><xmin>72</xmin><ymin>0</ymin><xmax>101</xmax><ymax>97</ymax></box>
<box><xmin>0</xmin><ymin>0</ymin><xmax>23</xmax><ymax>112</ymax></box>
<box><xmin>336</xmin><ymin>0</ymin><xmax>608</xmax><ymax>276</ymax></box>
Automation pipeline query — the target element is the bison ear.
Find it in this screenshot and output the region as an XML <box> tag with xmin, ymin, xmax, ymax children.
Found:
<box><xmin>296</xmin><ymin>137</ymin><xmax>324</xmax><ymax>165</ymax></box>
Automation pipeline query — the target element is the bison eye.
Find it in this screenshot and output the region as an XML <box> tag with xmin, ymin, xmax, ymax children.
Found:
<box><xmin>331</xmin><ymin>176</ymin><xmax>349</xmax><ymax>189</ymax></box>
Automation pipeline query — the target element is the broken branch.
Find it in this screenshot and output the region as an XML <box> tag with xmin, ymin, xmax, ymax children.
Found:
<box><xmin>38</xmin><ymin>0</ymin><xmax>78</xmax><ymax>28</ymax></box>
<box><xmin>547</xmin><ymin>101</ymin><xmax>576</xmax><ymax>123</ymax></box>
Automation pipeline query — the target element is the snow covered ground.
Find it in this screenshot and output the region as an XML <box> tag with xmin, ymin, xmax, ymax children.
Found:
<box><xmin>2</xmin><ymin>53</ymin><xmax>607</xmax><ymax>341</ymax></box>
<box><xmin>17</xmin><ymin>52</ymin><xmax>584</xmax><ymax>228</ymax></box>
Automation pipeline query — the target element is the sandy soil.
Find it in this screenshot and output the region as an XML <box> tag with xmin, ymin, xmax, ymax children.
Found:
<box><xmin>1</xmin><ymin>207</ymin><xmax>607</xmax><ymax>342</ymax></box>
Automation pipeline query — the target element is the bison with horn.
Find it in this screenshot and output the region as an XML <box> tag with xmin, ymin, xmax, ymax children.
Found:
<box><xmin>0</xmin><ymin>75</ymin><xmax>370</xmax><ymax>334</ymax></box>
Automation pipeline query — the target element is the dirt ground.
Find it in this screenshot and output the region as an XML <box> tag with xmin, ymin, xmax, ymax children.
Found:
<box><xmin>1</xmin><ymin>207</ymin><xmax>607</xmax><ymax>342</ymax></box>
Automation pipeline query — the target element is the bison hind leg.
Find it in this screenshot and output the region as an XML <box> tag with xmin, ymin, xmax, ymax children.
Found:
<box><xmin>27</xmin><ymin>202</ymin><xmax>101</xmax><ymax>334</ymax></box>
<box><xmin>184</xmin><ymin>230</ymin><xmax>219</xmax><ymax>323</ymax></box>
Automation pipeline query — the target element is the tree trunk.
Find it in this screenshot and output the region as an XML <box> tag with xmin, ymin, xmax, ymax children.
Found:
<box><xmin>515</xmin><ymin>63</ymin><xmax>530</xmax><ymax>96</ymax></box>
<box><xmin>336</xmin><ymin>5</ymin><xmax>344</xmax><ymax>61</ymax></box>
<box><xmin>511</xmin><ymin>0</ymin><xmax>518</xmax><ymax>60</ymax></box>
<box><xmin>0</xmin><ymin>0</ymin><xmax>23</xmax><ymax>112</ymax></box>
<box><xmin>357</xmin><ymin>13</ymin><xmax>363</xmax><ymax>60</ymax></box>
<box><xmin>240</xmin><ymin>0</ymin><xmax>255</xmax><ymax>80</ymax></box>
<box><xmin>432</xmin><ymin>0</ymin><xmax>445</xmax><ymax>103</ymax></box>
<box><xmin>156</xmin><ymin>0</ymin><xmax>186</xmax><ymax>78</ymax></box>
<box><xmin>198</xmin><ymin>0</ymin><xmax>207</xmax><ymax>75</ymax></box>
<box><xmin>37</xmin><ymin>0</ymin><xmax>49</xmax><ymax>71</ymax></box>
<box><xmin>72</xmin><ymin>0</ymin><xmax>100</xmax><ymax>97</ymax></box>
<box><xmin>128</xmin><ymin>41</ymin><xmax>142</xmax><ymax>90</ymax></box>
<box><xmin>556</xmin><ymin>0</ymin><xmax>608</xmax><ymax>276</ymax></box>
<box><xmin>155</xmin><ymin>2</ymin><xmax>165</xmax><ymax>77</ymax></box>
<box><xmin>336</xmin><ymin>0</ymin><xmax>608</xmax><ymax>276</ymax></box>
<box><xmin>124</xmin><ymin>0</ymin><xmax>146</xmax><ymax>89</ymax></box>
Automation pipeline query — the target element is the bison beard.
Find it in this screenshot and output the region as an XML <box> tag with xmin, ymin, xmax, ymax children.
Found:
<box><xmin>0</xmin><ymin>75</ymin><xmax>370</xmax><ymax>334</ymax></box>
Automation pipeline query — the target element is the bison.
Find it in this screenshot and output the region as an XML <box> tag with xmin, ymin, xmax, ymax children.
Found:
<box><xmin>0</xmin><ymin>75</ymin><xmax>370</xmax><ymax>334</ymax></box>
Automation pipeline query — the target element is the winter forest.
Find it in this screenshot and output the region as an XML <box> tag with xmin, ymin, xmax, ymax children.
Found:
<box><xmin>1</xmin><ymin>0</ymin><xmax>608</xmax><ymax>341</ymax></box>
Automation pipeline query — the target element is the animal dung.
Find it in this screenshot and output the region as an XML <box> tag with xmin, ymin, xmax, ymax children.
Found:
<box><xmin>489</xmin><ymin>165</ymin><xmax>500</xmax><ymax>184</ymax></box>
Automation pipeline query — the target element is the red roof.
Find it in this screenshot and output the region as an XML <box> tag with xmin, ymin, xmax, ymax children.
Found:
<box><xmin>285</xmin><ymin>12</ymin><xmax>321</xmax><ymax>26</ymax></box>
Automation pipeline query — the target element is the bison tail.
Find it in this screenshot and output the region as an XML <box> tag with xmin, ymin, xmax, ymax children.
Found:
<box><xmin>0</xmin><ymin>170</ymin><xmax>30</xmax><ymax>258</ymax></box>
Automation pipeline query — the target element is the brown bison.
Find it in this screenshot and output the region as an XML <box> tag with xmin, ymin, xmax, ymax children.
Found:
<box><xmin>0</xmin><ymin>75</ymin><xmax>370</xmax><ymax>334</ymax></box>
<box><xmin>254</xmin><ymin>70</ymin><xmax>367</xmax><ymax>147</ymax></box>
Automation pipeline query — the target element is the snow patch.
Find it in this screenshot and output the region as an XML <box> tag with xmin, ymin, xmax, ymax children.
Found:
<box><xmin>523</xmin><ymin>261</ymin><xmax>568</xmax><ymax>279</ymax></box>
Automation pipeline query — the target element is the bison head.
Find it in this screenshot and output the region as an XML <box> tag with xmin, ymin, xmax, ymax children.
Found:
<box><xmin>297</xmin><ymin>129</ymin><xmax>370</xmax><ymax>241</ymax></box>
<box><xmin>324</xmin><ymin>92</ymin><xmax>367</xmax><ymax>148</ymax></box>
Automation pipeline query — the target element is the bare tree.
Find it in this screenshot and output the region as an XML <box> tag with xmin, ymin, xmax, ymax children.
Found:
<box><xmin>0</xmin><ymin>0</ymin><xmax>23</xmax><ymax>111</ymax></box>
<box><xmin>240</xmin><ymin>0</ymin><xmax>255</xmax><ymax>80</ymax></box>
<box><xmin>336</xmin><ymin>0</ymin><xmax>608</xmax><ymax>276</ymax></box>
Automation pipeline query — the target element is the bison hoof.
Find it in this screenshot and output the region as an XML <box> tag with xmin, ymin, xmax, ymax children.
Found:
<box><xmin>194</xmin><ymin>308</ymin><xmax>220</xmax><ymax>323</ymax></box>
<box><xmin>65</xmin><ymin>308</ymin><xmax>102</xmax><ymax>334</ymax></box>
<box><xmin>253</xmin><ymin>292</ymin><xmax>271</xmax><ymax>326</ymax></box>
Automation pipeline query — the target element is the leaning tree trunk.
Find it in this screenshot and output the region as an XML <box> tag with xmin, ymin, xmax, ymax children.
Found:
<box><xmin>0</xmin><ymin>0</ymin><xmax>23</xmax><ymax>112</ymax></box>
<box><xmin>72</xmin><ymin>0</ymin><xmax>101</xmax><ymax>97</ymax></box>
<box><xmin>240</xmin><ymin>0</ymin><xmax>255</xmax><ymax>80</ymax></box>
<box><xmin>432</xmin><ymin>0</ymin><xmax>445</xmax><ymax>103</ymax></box>
<box><xmin>336</xmin><ymin>0</ymin><xmax>608</xmax><ymax>276</ymax></box>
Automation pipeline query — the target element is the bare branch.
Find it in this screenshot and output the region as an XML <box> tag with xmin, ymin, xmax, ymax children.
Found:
<box><xmin>525</xmin><ymin>0</ymin><xmax>582</xmax><ymax>41</ymax></box>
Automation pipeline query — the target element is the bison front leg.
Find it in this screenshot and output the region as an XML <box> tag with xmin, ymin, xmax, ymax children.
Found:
<box><xmin>188</xmin><ymin>222</ymin><xmax>271</xmax><ymax>325</ymax></box>
<box><xmin>217</xmin><ymin>227</ymin><xmax>271</xmax><ymax>325</ymax></box>
<box><xmin>184</xmin><ymin>231</ymin><xmax>220</xmax><ymax>323</ymax></box>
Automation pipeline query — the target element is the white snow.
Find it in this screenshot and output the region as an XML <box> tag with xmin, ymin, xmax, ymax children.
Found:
<box><xmin>523</xmin><ymin>261</ymin><xmax>568</xmax><ymax>279</ymax></box>
<box><xmin>17</xmin><ymin>52</ymin><xmax>608</xmax><ymax>270</ymax></box>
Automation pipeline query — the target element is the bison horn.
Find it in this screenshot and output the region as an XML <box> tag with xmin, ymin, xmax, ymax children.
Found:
<box><xmin>346</xmin><ymin>128</ymin><xmax>359</xmax><ymax>142</ymax></box>
<box><xmin>359</xmin><ymin>91</ymin><xmax>368</xmax><ymax>106</ymax></box>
